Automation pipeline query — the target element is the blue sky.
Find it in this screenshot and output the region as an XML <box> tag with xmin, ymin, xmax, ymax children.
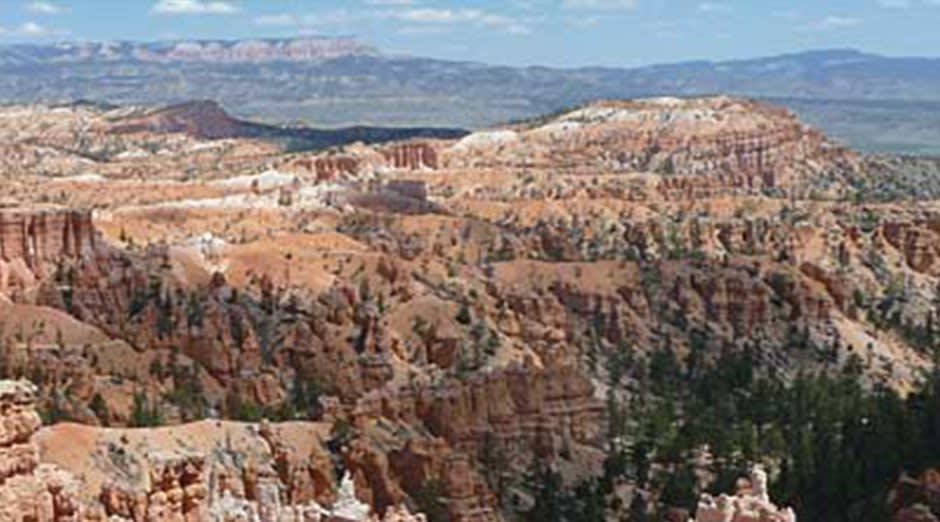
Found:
<box><xmin>0</xmin><ymin>0</ymin><xmax>937</xmax><ymax>67</ymax></box>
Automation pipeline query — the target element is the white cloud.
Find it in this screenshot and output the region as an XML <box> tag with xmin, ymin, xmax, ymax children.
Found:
<box><xmin>254</xmin><ymin>13</ymin><xmax>296</xmax><ymax>26</ymax></box>
<box><xmin>562</xmin><ymin>0</ymin><xmax>637</xmax><ymax>9</ymax></box>
<box><xmin>771</xmin><ymin>8</ymin><xmax>801</xmax><ymax>19</ymax></box>
<box><xmin>10</xmin><ymin>21</ymin><xmax>67</xmax><ymax>37</ymax></box>
<box><xmin>480</xmin><ymin>13</ymin><xmax>532</xmax><ymax>33</ymax></box>
<box><xmin>300</xmin><ymin>10</ymin><xmax>360</xmax><ymax>27</ymax></box>
<box><xmin>393</xmin><ymin>8</ymin><xmax>473</xmax><ymax>23</ymax></box>
<box><xmin>253</xmin><ymin>5</ymin><xmax>531</xmax><ymax>35</ymax></box>
<box><xmin>566</xmin><ymin>15</ymin><xmax>600</xmax><ymax>27</ymax></box>
<box><xmin>876</xmin><ymin>0</ymin><xmax>940</xmax><ymax>6</ymax></box>
<box><xmin>152</xmin><ymin>0</ymin><xmax>239</xmax><ymax>15</ymax></box>
<box><xmin>25</xmin><ymin>2</ymin><xmax>68</xmax><ymax>15</ymax></box>
<box><xmin>385</xmin><ymin>8</ymin><xmax>532</xmax><ymax>34</ymax></box>
<box><xmin>398</xmin><ymin>25</ymin><xmax>451</xmax><ymax>35</ymax></box>
<box><xmin>20</xmin><ymin>21</ymin><xmax>46</xmax><ymax>34</ymax></box>
<box><xmin>802</xmin><ymin>15</ymin><xmax>862</xmax><ymax>31</ymax></box>
<box><xmin>698</xmin><ymin>2</ymin><xmax>731</xmax><ymax>13</ymax></box>
<box><xmin>819</xmin><ymin>15</ymin><xmax>862</xmax><ymax>28</ymax></box>
<box><xmin>0</xmin><ymin>21</ymin><xmax>62</xmax><ymax>37</ymax></box>
<box><xmin>254</xmin><ymin>9</ymin><xmax>362</xmax><ymax>28</ymax></box>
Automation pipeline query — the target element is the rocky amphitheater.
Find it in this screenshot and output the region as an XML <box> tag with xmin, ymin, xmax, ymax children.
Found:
<box><xmin>0</xmin><ymin>96</ymin><xmax>937</xmax><ymax>521</ymax></box>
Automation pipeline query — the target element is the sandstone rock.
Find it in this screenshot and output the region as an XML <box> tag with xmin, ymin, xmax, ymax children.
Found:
<box><xmin>442</xmin><ymin>97</ymin><xmax>855</xmax><ymax>197</ymax></box>
<box><xmin>693</xmin><ymin>466</ymin><xmax>795</xmax><ymax>522</ymax></box>
<box><xmin>0</xmin><ymin>380</ymin><xmax>82</xmax><ymax>522</ymax></box>
<box><xmin>380</xmin><ymin>143</ymin><xmax>439</xmax><ymax>171</ymax></box>
<box><xmin>0</xmin><ymin>208</ymin><xmax>97</xmax><ymax>297</ymax></box>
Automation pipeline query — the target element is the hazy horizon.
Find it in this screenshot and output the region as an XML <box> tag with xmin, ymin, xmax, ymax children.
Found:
<box><xmin>1</xmin><ymin>0</ymin><xmax>938</xmax><ymax>68</ymax></box>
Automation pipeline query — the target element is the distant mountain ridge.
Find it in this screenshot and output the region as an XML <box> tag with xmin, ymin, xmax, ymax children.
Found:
<box><xmin>0</xmin><ymin>37</ymin><xmax>376</xmax><ymax>66</ymax></box>
<box><xmin>2</xmin><ymin>39</ymin><xmax>940</xmax><ymax>154</ymax></box>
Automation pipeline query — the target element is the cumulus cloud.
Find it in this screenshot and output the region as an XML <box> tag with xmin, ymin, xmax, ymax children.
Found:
<box><xmin>257</xmin><ymin>6</ymin><xmax>532</xmax><ymax>35</ymax></box>
<box><xmin>300</xmin><ymin>10</ymin><xmax>361</xmax><ymax>27</ymax></box>
<box><xmin>565</xmin><ymin>15</ymin><xmax>600</xmax><ymax>27</ymax></box>
<box><xmin>254</xmin><ymin>13</ymin><xmax>296</xmax><ymax>26</ymax></box>
<box><xmin>152</xmin><ymin>0</ymin><xmax>239</xmax><ymax>15</ymax></box>
<box><xmin>876</xmin><ymin>0</ymin><xmax>940</xmax><ymax>6</ymax></box>
<box><xmin>880</xmin><ymin>0</ymin><xmax>940</xmax><ymax>6</ymax></box>
<box><xmin>802</xmin><ymin>15</ymin><xmax>862</xmax><ymax>31</ymax></box>
<box><xmin>562</xmin><ymin>0</ymin><xmax>637</xmax><ymax>9</ymax></box>
<box><xmin>386</xmin><ymin>8</ymin><xmax>531</xmax><ymax>33</ymax></box>
<box><xmin>254</xmin><ymin>9</ymin><xmax>365</xmax><ymax>30</ymax></box>
<box><xmin>698</xmin><ymin>2</ymin><xmax>731</xmax><ymax>13</ymax></box>
<box><xmin>25</xmin><ymin>1</ymin><xmax>68</xmax><ymax>15</ymax></box>
<box><xmin>397</xmin><ymin>25</ymin><xmax>451</xmax><ymax>35</ymax></box>
<box><xmin>19</xmin><ymin>21</ymin><xmax>48</xmax><ymax>35</ymax></box>
<box><xmin>1</xmin><ymin>21</ymin><xmax>68</xmax><ymax>37</ymax></box>
<box><xmin>818</xmin><ymin>15</ymin><xmax>862</xmax><ymax>28</ymax></box>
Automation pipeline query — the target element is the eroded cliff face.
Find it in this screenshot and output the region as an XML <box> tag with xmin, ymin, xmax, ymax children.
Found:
<box><xmin>881</xmin><ymin>216</ymin><xmax>940</xmax><ymax>275</ymax></box>
<box><xmin>350</xmin><ymin>359</ymin><xmax>603</xmax><ymax>518</ymax></box>
<box><xmin>34</xmin><ymin>413</ymin><xmax>428</xmax><ymax>522</ymax></box>
<box><xmin>261</xmin><ymin>98</ymin><xmax>857</xmax><ymax>201</ymax></box>
<box><xmin>15</xmin><ymin>200</ymin><xmax>935</xmax><ymax>517</ymax></box>
<box><xmin>0</xmin><ymin>208</ymin><xmax>97</xmax><ymax>297</ymax></box>
<box><xmin>437</xmin><ymin>97</ymin><xmax>857</xmax><ymax>196</ymax></box>
<box><xmin>4</xmin><ymin>96</ymin><xmax>940</xmax><ymax>521</ymax></box>
<box><xmin>0</xmin><ymin>208</ymin><xmax>95</xmax><ymax>262</ymax></box>
<box><xmin>0</xmin><ymin>380</ymin><xmax>81</xmax><ymax>522</ymax></box>
<box><xmin>380</xmin><ymin>143</ymin><xmax>439</xmax><ymax>171</ymax></box>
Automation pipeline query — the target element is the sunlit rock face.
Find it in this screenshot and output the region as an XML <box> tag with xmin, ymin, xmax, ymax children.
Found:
<box><xmin>4</xmin><ymin>94</ymin><xmax>940</xmax><ymax>522</ymax></box>
<box><xmin>0</xmin><ymin>380</ymin><xmax>82</xmax><ymax>522</ymax></box>
<box><xmin>35</xmin><ymin>415</ymin><xmax>429</xmax><ymax>522</ymax></box>
<box><xmin>0</xmin><ymin>208</ymin><xmax>98</xmax><ymax>298</ymax></box>
<box><xmin>694</xmin><ymin>466</ymin><xmax>796</xmax><ymax>522</ymax></box>
<box><xmin>439</xmin><ymin>97</ymin><xmax>856</xmax><ymax>197</ymax></box>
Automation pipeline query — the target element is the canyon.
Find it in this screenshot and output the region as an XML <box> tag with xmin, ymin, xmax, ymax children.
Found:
<box><xmin>1</xmin><ymin>96</ymin><xmax>939</xmax><ymax>521</ymax></box>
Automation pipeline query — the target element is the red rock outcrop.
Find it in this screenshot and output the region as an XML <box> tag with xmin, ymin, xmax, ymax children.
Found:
<box><xmin>0</xmin><ymin>380</ymin><xmax>82</xmax><ymax>522</ymax></box>
<box><xmin>0</xmin><ymin>207</ymin><xmax>100</xmax><ymax>301</ymax></box>
<box><xmin>37</xmin><ymin>416</ymin><xmax>429</xmax><ymax>522</ymax></box>
<box><xmin>356</xmin><ymin>360</ymin><xmax>603</xmax><ymax>463</ymax></box>
<box><xmin>346</xmin><ymin>359</ymin><xmax>601</xmax><ymax>521</ymax></box>
<box><xmin>99</xmin><ymin>451</ymin><xmax>207</xmax><ymax>522</ymax></box>
<box><xmin>442</xmin><ymin>97</ymin><xmax>856</xmax><ymax>195</ymax></box>
<box><xmin>0</xmin><ymin>208</ymin><xmax>96</xmax><ymax>267</ymax></box>
<box><xmin>7</xmin><ymin>95</ymin><xmax>940</xmax><ymax>522</ymax></box>
<box><xmin>381</xmin><ymin>143</ymin><xmax>439</xmax><ymax>170</ymax></box>
<box><xmin>283</xmin><ymin>155</ymin><xmax>363</xmax><ymax>182</ymax></box>
<box><xmin>882</xmin><ymin>219</ymin><xmax>940</xmax><ymax>274</ymax></box>
<box><xmin>107</xmin><ymin>101</ymin><xmax>261</xmax><ymax>141</ymax></box>
<box><xmin>693</xmin><ymin>466</ymin><xmax>795</xmax><ymax>522</ymax></box>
